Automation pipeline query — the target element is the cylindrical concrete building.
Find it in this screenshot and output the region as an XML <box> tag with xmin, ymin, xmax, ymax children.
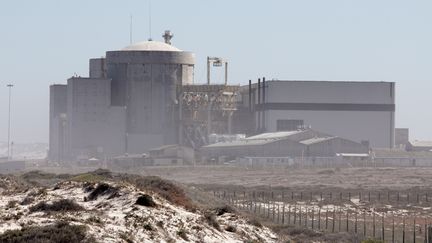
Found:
<box><xmin>105</xmin><ymin>41</ymin><xmax>195</xmax><ymax>153</ymax></box>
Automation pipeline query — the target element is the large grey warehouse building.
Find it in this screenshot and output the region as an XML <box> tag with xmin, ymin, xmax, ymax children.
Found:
<box><xmin>242</xmin><ymin>80</ymin><xmax>395</xmax><ymax>148</ymax></box>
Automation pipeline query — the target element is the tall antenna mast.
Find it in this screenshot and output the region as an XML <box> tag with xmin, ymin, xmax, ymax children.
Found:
<box><xmin>148</xmin><ymin>0</ymin><xmax>152</xmax><ymax>41</ymax></box>
<box><xmin>129</xmin><ymin>14</ymin><xmax>133</xmax><ymax>44</ymax></box>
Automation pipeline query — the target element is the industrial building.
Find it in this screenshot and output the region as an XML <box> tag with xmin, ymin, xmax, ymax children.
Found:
<box><xmin>49</xmin><ymin>32</ymin><xmax>396</xmax><ymax>162</ymax></box>
<box><xmin>241</xmin><ymin>80</ymin><xmax>395</xmax><ymax>148</ymax></box>
<box><xmin>49</xmin><ymin>32</ymin><xmax>238</xmax><ymax>161</ymax></box>
<box><xmin>200</xmin><ymin>129</ymin><xmax>369</xmax><ymax>160</ymax></box>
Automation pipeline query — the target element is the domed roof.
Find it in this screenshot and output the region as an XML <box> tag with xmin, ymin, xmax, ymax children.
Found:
<box><xmin>122</xmin><ymin>40</ymin><xmax>182</xmax><ymax>52</ymax></box>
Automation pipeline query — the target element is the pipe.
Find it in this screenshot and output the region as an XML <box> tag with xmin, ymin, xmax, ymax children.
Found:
<box><xmin>248</xmin><ymin>80</ymin><xmax>252</xmax><ymax>112</ymax></box>
<box><xmin>257</xmin><ymin>78</ymin><xmax>261</xmax><ymax>132</ymax></box>
<box><xmin>262</xmin><ymin>77</ymin><xmax>266</xmax><ymax>132</ymax></box>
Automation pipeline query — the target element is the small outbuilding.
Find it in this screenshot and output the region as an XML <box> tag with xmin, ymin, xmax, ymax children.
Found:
<box><xmin>200</xmin><ymin>129</ymin><xmax>368</xmax><ymax>161</ymax></box>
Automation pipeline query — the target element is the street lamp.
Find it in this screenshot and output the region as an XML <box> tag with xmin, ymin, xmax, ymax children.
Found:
<box><xmin>6</xmin><ymin>84</ymin><xmax>13</xmax><ymax>160</ymax></box>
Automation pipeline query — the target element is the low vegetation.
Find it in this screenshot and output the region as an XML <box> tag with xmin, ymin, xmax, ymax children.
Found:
<box><xmin>85</xmin><ymin>183</ymin><xmax>119</xmax><ymax>201</ymax></box>
<box><xmin>135</xmin><ymin>194</ymin><xmax>157</xmax><ymax>207</ymax></box>
<box><xmin>29</xmin><ymin>199</ymin><xmax>84</xmax><ymax>213</ymax></box>
<box><xmin>0</xmin><ymin>221</ymin><xmax>91</xmax><ymax>243</ymax></box>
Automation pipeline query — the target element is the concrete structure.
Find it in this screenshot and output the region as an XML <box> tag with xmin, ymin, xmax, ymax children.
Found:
<box><xmin>240</xmin><ymin>80</ymin><xmax>395</xmax><ymax>148</ymax></box>
<box><xmin>49</xmin><ymin>85</ymin><xmax>67</xmax><ymax>161</ymax></box>
<box><xmin>105</xmin><ymin>41</ymin><xmax>195</xmax><ymax>153</ymax></box>
<box><xmin>66</xmin><ymin>77</ymin><xmax>126</xmax><ymax>159</ymax></box>
<box><xmin>395</xmin><ymin>128</ymin><xmax>409</xmax><ymax>148</ymax></box>
<box><xmin>201</xmin><ymin>129</ymin><xmax>368</xmax><ymax>160</ymax></box>
<box><xmin>148</xmin><ymin>144</ymin><xmax>195</xmax><ymax>165</ymax></box>
<box><xmin>49</xmin><ymin>37</ymin><xmax>196</xmax><ymax>161</ymax></box>
<box><xmin>406</xmin><ymin>141</ymin><xmax>432</xmax><ymax>152</ymax></box>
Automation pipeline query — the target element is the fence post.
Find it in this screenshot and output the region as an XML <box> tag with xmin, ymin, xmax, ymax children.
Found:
<box><xmin>392</xmin><ymin>214</ymin><xmax>395</xmax><ymax>243</ymax></box>
<box><xmin>299</xmin><ymin>205</ymin><xmax>302</xmax><ymax>226</ymax></box>
<box><xmin>339</xmin><ymin>207</ymin><xmax>342</xmax><ymax>232</ymax></box>
<box><xmin>305</xmin><ymin>207</ymin><xmax>308</xmax><ymax>227</ymax></box>
<box><xmin>294</xmin><ymin>205</ymin><xmax>297</xmax><ymax>225</ymax></box>
<box><xmin>413</xmin><ymin>217</ymin><xmax>416</xmax><ymax>243</ymax></box>
<box><xmin>428</xmin><ymin>225</ymin><xmax>432</xmax><ymax>243</ymax></box>
<box><xmin>346</xmin><ymin>210</ymin><xmax>349</xmax><ymax>232</ymax></box>
<box><xmin>325</xmin><ymin>208</ymin><xmax>329</xmax><ymax>230</ymax></box>
<box><xmin>332</xmin><ymin>207</ymin><xmax>335</xmax><ymax>233</ymax></box>
<box><xmin>364</xmin><ymin>210</ymin><xmax>367</xmax><ymax>237</ymax></box>
<box><xmin>360</xmin><ymin>192</ymin><xmax>362</xmax><ymax>201</ymax></box>
<box><xmin>288</xmin><ymin>205</ymin><xmax>291</xmax><ymax>224</ymax></box>
<box><xmin>277</xmin><ymin>204</ymin><xmax>280</xmax><ymax>224</ymax></box>
<box><xmin>318</xmin><ymin>207</ymin><xmax>321</xmax><ymax>230</ymax></box>
<box><xmin>403</xmin><ymin>217</ymin><xmax>405</xmax><ymax>243</ymax></box>
<box><xmin>373</xmin><ymin>211</ymin><xmax>376</xmax><ymax>238</ymax></box>
<box><xmin>273</xmin><ymin>201</ymin><xmax>276</xmax><ymax>221</ymax></box>
<box><xmin>382</xmin><ymin>214</ymin><xmax>385</xmax><ymax>241</ymax></box>
<box><xmin>355</xmin><ymin>211</ymin><xmax>358</xmax><ymax>234</ymax></box>
<box><xmin>311</xmin><ymin>207</ymin><xmax>314</xmax><ymax>229</ymax></box>
<box><xmin>268</xmin><ymin>200</ymin><xmax>271</xmax><ymax>218</ymax></box>
<box><xmin>282</xmin><ymin>203</ymin><xmax>285</xmax><ymax>225</ymax></box>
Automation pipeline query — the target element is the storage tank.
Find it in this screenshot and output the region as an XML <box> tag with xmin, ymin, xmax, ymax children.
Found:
<box><xmin>105</xmin><ymin>39</ymin><xmax>195</xmax><ymax>153</ymax></box>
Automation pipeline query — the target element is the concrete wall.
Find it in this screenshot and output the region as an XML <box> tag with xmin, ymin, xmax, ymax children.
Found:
<box><xmin>66</xmin><ymin>77</ymin><xmax>125</xmax><ymax>159</ymax></box>
<box><xmin>266</xmin><ymin>110</ymin><xmax>392</xmax><ymax>148</ymax></box>
<box><xmin>395</xmin><ymin>128</ymin><xmax>409</xmax><ymax>147</ymax></box>
<box><xmin>306</xmin><ymin>137</ymin><xmax>369</xmax><ymax>157</ymax></box>
<box><xmin>89</xmin><ymin>58</ymin><xmax>106</xmax><ymax>78</ymax></box>
<box><xmin>255</xmin><ymin>81</ymin><xmax>395</xmax><ymax>148</ymax></box>
<box><xmin>49</xmin><ymin>85</ymin><xmax>67</xmax><ymax>161</ymax></box>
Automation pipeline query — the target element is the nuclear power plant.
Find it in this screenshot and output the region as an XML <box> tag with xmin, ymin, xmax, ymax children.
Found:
<box><xmin>49</xmin><ymin>31</ymin><xmax>395</xmax><ymax>162</ymax></box>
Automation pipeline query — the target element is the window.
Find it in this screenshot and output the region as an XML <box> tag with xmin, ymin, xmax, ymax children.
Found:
<box><xmin>276</xmin><ymin>119</ymin><xmax>304</xmax><ymax>131</ymax></box>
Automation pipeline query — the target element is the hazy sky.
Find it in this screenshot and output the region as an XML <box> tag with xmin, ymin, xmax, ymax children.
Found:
<box><xmin>0</xmin><ymin>0</ymin><xmax>431</xmax><ymax>143</ymax></box>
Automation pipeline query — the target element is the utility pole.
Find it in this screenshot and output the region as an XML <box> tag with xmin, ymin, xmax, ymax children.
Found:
<box><xmin>6</xmin><ymin>84</ymin><xmax>13</xmax><ymax>160</ymax></box>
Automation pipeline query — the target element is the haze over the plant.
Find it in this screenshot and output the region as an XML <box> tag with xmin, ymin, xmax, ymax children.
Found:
<box><xmin>0</xmin><ymin>0</ymin><xmax>431</xmax><ymax>143</ymax></box>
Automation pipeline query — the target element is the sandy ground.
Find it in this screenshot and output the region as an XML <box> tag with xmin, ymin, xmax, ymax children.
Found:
<box><xmin>136</xmin><ymin>166</ymin><xmax>432</xmax><ymax>191</ymax></box>
<box><xmin>29</xmin><ymin>165</ymin><xmax>432</xmax><ymax>191</ymax></box>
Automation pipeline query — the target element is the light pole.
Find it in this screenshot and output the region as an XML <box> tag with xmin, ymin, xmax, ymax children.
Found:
<box><xmin>6</xmin><ymin>84</ymin><xmax>13</xmax><ymax>160</ymax></box>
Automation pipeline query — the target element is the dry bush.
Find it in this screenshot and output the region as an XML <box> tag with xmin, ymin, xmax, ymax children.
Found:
<box><xmin>135</xmin><ymin>194</ymin><xmax>157</xmax><ymax>207</ymax></box>
<box><xmin>247</xmin><ymin>218</ymin><xmax>262</xmax><ymax>228</ymax></box>
<box><xmin>203</xmin><ymin>211</ymin><xmax>221</xmax><ymax>231</ymax></box>
<box><xmin>214</xmin><ymin>205</ymin><xmax>235</xmax><ymax>216</ymax></box>
<box><xmin>128</xmin><ymin>176</ymin><xmax>195</xmax><ymax>211</ymax></box>
<box><xmin>177</xmin><ymin>228</ymin><xmax>189</xmax><ymax>241</ymax></box>
<box><xmin>29</xmin><ymin>199</ymin><xmax>84</xmax><ymax>213</ymax></box>
<box><xmin>20</xmin><ymin>196</ymin><xmax>34</xmax><ymax>206</ymax></box>
<box><xmin>85</xmin><ymin>183</ymin><xmax>119</xmax><ymax>201</ymax></box>
<box><xmin>225</xmin><ymin>225</ymin><xmax>237</xmax><ymax>232</ymax></box>
<box><xmin>0</xmin><ymin>221</ymin><xmax>91</xmax><ymax>243</ymax></box>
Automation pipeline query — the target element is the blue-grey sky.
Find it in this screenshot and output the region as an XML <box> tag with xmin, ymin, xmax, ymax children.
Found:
<box><xmin>0</xmin><ymin>0</ymin><xmax>431</xmax><ymax>143</ymax></box>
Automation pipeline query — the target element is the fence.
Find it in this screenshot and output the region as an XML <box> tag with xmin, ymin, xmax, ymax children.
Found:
<box><xmin>213</xmin><ymin>190</ymin><xmax>432</xmax><ymax>243</ymax></box>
